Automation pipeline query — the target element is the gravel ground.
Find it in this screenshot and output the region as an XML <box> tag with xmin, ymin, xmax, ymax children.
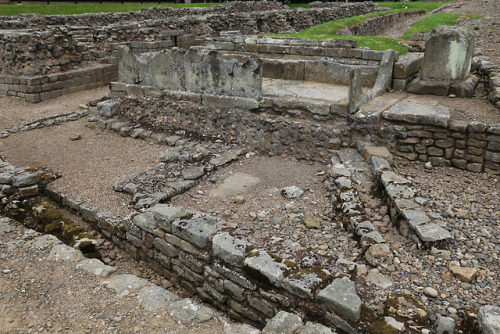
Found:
<box><xmin>0</xmin><ymin>118</ymin><xmax>165</xmax><ymax>217</ymax></box>
<box><xmin>171</xmin><ymin>155</ymin><xmax>359</xmax><ymax>269</ymax></box>
<box><xmin>0</xmin><ymin>217</ymin><xmax>227</xmax><ymax>334</ymax></box>
<box><xmin>0</xmin><ymin>87</ymin><xmax>109</xmax><ymax>133</ymax></box>
<box><xmin>386</xmin><ymin>159</ymin><xmax>499</xmax><ymax>317</ymax></box>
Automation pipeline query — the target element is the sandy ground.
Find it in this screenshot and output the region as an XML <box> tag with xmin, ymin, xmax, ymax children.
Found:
<box><xmin>0</xmin><ymin>88</ymin><xmax>109</xmax><ymax>132</ymax></box>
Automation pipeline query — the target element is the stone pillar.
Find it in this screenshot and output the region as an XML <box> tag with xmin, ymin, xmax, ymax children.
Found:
<box><xmin>421</xmin><ymin>25</ymin><xmax>475</xmax><ymax>81</ymax></box>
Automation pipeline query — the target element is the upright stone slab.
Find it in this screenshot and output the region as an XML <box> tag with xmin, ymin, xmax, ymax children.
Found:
<box><xmin>421</xmin><ymin>26</ymin><xmax>475</xmax><ymax>81</ymax></box>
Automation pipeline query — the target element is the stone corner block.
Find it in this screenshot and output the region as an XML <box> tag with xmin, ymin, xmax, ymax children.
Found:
<box><xmin>318</xmin><ymin>277</ymin><xmax>362</xmax><ymax>322</ymax></box>
<box><xmin>212</xmin><ymin>232</ymin><xmax>247</xmax><ymax>267</ymax></box>
<box><xmin>172</xmin><ymin>216</ymin><xmax>218</xmax><ymax>249</ymax></box>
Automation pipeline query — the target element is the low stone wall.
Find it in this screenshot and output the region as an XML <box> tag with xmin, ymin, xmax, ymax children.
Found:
<box><xmin>114</xmin><ymin>95</ymin><xmax>350</xmax><ymax>160</ymax></box>
<box><xmin>0</xmin><ymin>2</ymin><xmax>387</xmax><ymax>59</ymax></box>
<box><xmin>354</xmin><ymin>104</ymin><xmax>500</xmax><ymax>174</ymax></box>
<box><xmin>0</xmin><ymin>64</ymin><xmax>117</xmax><ymax>103</ymax></box>
<box><xmin>0</xmin><ymin>28</ymin><xmax>90</xmax><ymax>76</ymax></box>
<box><xmin>337</xmin><ymin>11</ymin><xmax>425</xmax><ymax>36</ymax></box>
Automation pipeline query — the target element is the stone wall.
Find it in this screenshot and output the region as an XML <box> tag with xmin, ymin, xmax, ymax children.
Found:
<box><xmin>354</xmin><ymin>106</ymin><xmax>500</xmax><ymax>174</ymax></box>
<box><xmin>115</xmin><ymin>96</ymin><xmax>350</xmax><ymax>161</ymax></box>
<box><xmin>0</xmin><ymin>28</ymin><xmax>90</xmax><ymax>76</ymax></box>
<box><xmin>115</xmin><ymin>46</ymin><xmax>262</xmax><ymax>99</ymax></box>
<box><xmin>336</xmin><ymin>10</ymin><xmax>425</xmax><ymax>37</ymax></box>
<box><xmin>0</xmin><ymin>2</ymin><xmax>387</xmax><ymax>59</ymax></box>
<box><xmin>0</xmin><ymin>64</ymin><xmax>117</xmax><ymax>103</ymax></box>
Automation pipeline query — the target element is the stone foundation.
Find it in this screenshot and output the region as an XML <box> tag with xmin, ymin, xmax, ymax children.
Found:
<box><xmin>0</xmin><ymin>64</ymin><xmax>117</xmax><ymax>103</ymax></box>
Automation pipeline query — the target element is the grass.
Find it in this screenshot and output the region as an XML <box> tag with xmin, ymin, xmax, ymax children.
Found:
<box><xmin>270</xmin><ymin>1</ymin><xmax>473</xmax><ymax>54</ymax></box>
<box><xmin>402</xmin><ymin>12</ymin><xmax>481</xmax><ymax>39</ymax></box>
<box><xmin>0</xmin><ymin>3</ymin><xmax>225</xmax><ymax>16</ymax></box>
<box><xmin>375</xmin><ymin>1</ymin><xmax>451</xmax><ymax>13</ymax></box>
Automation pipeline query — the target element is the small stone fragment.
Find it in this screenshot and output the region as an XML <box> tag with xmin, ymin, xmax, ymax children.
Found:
<box><xmin>450</xmin><ymin>266</ymin><xmax>477</xmax><ymax>282</ymax></box>
<box><xmin>281</xmin><ymin>186</ymin><xmax>304</xmax><ymax>199</ymax></box>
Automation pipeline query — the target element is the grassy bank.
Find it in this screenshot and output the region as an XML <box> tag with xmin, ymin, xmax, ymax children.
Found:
<box><xmin>0</xmin><ymin>3</ymin><xmax>225</xmax><ymax>16</ymax></box>
<box><xmin>402</xmin><ymin>12</ymin><xmax>481</xmax><ymax>40</ymax></box>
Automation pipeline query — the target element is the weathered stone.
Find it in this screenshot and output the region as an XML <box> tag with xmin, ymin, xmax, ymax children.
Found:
<box><xmin>450</xmin><ymin>266</ymin><xmax>477</xmax><ymax>282</ymax></box>
<box><xmin>243</xmin><ymin>251</ymin><xmax>289</xmax><ymax>287</ymax></box>
<box><xmin>282</xmin><ymin>269</ymin><xmax>327</xmax><ymax>299</ymax></box>
<box><xmin>132</xmin><ymin>212</ymin><xmax>156</xmax><ymax>233</ymax></box>
<box><xmin>48</xmin><ymin>244</ymin><xmax>84</xmax><ymax>263</ymax></box>
<box><xmin>435</xmin><ymin>315</ymin><xmax>455</xmax><ymax>334</ymax></box>
<box><xmin>102</xmin><ymin>274</ymin><xmax>148</xmax><ymax>298</ymax></box>
<box><xmin>415</xmin><ymin>223</ymin><xmax>451</xmax><ymax>242</ymax></box>
<box><xmin>421</xmin><ymin>26</ymin><xmax>475</xmax><ymax>81</ymax></box>
<box><xmin>382</xmin><ymin>102</ymin><xmax>450</xmax><ymax>127</ymax></box>
<box><xmin>137</xmin><ymin>285</ymin><xmax>179</xmax><ymax>311</ymax></box>
<box><xmin>262</xmin><ymin>311</ymin><xmax>302</xmax><ymax>334</ymax></box>
<box><xmin>172</xmin><ymin>216</ymin><xmax>218</xmax><ymax>249</ymax></box>
<box><xmin>478</xmin><ymin>305</ymin><xmax>500</xmax><ymax>334</ymax></box>
<box><xmin>96</xmin><ymin>100</ymin><xmax>120</xmax><ymax>118</ymax></box>
<box><xmin>406</xmin><ymin>77</ymin><xmax>451</xmax><ymax>96</ymax></box>
<box><xmin>365</xmin><ymin>243</ymin><xmax>393</xmax><ymax>266</ymax></box>
<box><xmin>301</xmin><ymin>322</ymin><xmax>334</xmax><ymax>334</ymax></box>
<box><xmin>212</xmin><ymin>232</ymin><xmax>247</xmax><ymax>267</ymax></box>
<box><xmin>167</xmin><ymin>298</ymin><xmax>214</xmax><ymax>325</ymax></box>
<box><xmin>281</xmin><ymin>186</ymin><xmax>304</xmax><ymax>199</ymax></box>
<box><xmin>366</xmin><ymin>269</ymin><xmax>393</xmax><ymax>289</ymax></box>
<box><xmin>318</xmin><ymin>277</ymin><xmax>362</xmax><ymax>322</ymax></box>
<box><xmin>148</xmin><ymin>205</ymin><xmax>187</xmax><ymax>232</ymax></box>
<box><xmin>182</xmin><ymin>167</ymin><xmax>205</xmax><ymax>180</ymax></box>
<box><xmin>402</xmin><ymin>209</ymin><xmax>430</xmax><ymax>229</ymax></box>
<box><xmin>76</xmin><ymin>258</ymin><xmax>116</xmax><ymax>278</ymax></box>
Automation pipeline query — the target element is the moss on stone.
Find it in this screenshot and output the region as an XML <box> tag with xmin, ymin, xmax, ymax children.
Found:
<box><xmin>359</xmin><ymin>305</ymin><xmax>400</xmax><ymax>334</ymax></box>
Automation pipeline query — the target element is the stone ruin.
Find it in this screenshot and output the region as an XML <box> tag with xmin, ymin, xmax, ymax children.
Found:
<box><xmin>0</xmin><ymin>2</ymin><xmax>499</xmax><ymax>333</ymax></box>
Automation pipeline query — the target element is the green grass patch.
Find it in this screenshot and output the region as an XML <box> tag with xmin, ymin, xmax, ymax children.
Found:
<box><xmin>375</xmin><ymin>1</ymin><xmax>451</xmax><ymax>13</ymax></box>
<box><xmin>0</xmin><ymin>3</ymin><xmax>225</xmax><ymax>16</ymax></box>
<box><xmin>402</xmin><ymin>12</ymin><xmax>481</xmax><ymax>40</ymax></box>
<box><xmin>287</xmin><ymin>3</ymin><xmax>310</xmax><ymax>9</ymax></box>
<box><xmin>273</xmin><ymin>32</ymin><xmax>408</xmax><ymax>54</ymax></box>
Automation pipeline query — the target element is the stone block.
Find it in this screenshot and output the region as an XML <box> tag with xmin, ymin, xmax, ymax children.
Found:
<box><xmin>407</xmin><ymin>77</ymin><xmax>451</xmax><ymax>96</ymax></box>
<box><xmin>393</xmin><ymin>53</ymin><xmax>424</xmax><ymax>79</ymax></box>
<box><xmin>212</xmin><ymin>232</ymin><xmax>246</xmax><ymax>267</ymax></box>
<box><xmin>415</xmin><ymin>223</ymin><xmax>451</xmax><ymax>242</ymax></box>
<box><xmin>382</xmin><ymin>101</ymin><xmax>450</xmax><ymax>127</ymax></box>
<box><xmin>450</xmin><ymin>75</ymin><xmax>479</xmax><ymax>98</ymax></box>
<box><xmin>365</xmin><ymin>243</ymin><xmax>393</xmax><ymax>266</ymax></box>
<box><xmin>262</xmin><ymin>59</ymin><xmax>305</xmax><ymax>81</ymax></box>
<box><xmin>318</xmin><ymin>277</ymin><xmax>362</xmax><ymax>322</ymax></box>
<box><xmin>305</xmin><ymin>60</ymin><xmax>377</xmax><ymax>87</ymax></box>
<box><xmin>421</xmin><ymin>26</ymin><xmax>475</xmax><ymax>81</ymax></box>
<box><xmin>172</xmin><ymin>216</ymin><xmax>218</xmax><ymax>249</ymax></box>
<box><xmin>262</xmin><ymin>311</ymin><xmax>302</xmax><ymax>334</ymax></box>
<box><xmin>148</xmin><ymin>205</ymin><xmax>187</xmax><ymax>232</ymax></box>
<box><xmin>243</xmin><ymin>251</ymin><xmax>288</xmax><ymax>287</ymax></box>
<box><xmin>477</xmin><ymin>305</ymin><xmax>500</xmax><ymax>334</ymax></box>
<box><xmin>97</xmin><ymin>100</ymin><xmax>120</xmax><ymax>118</ymax></box>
